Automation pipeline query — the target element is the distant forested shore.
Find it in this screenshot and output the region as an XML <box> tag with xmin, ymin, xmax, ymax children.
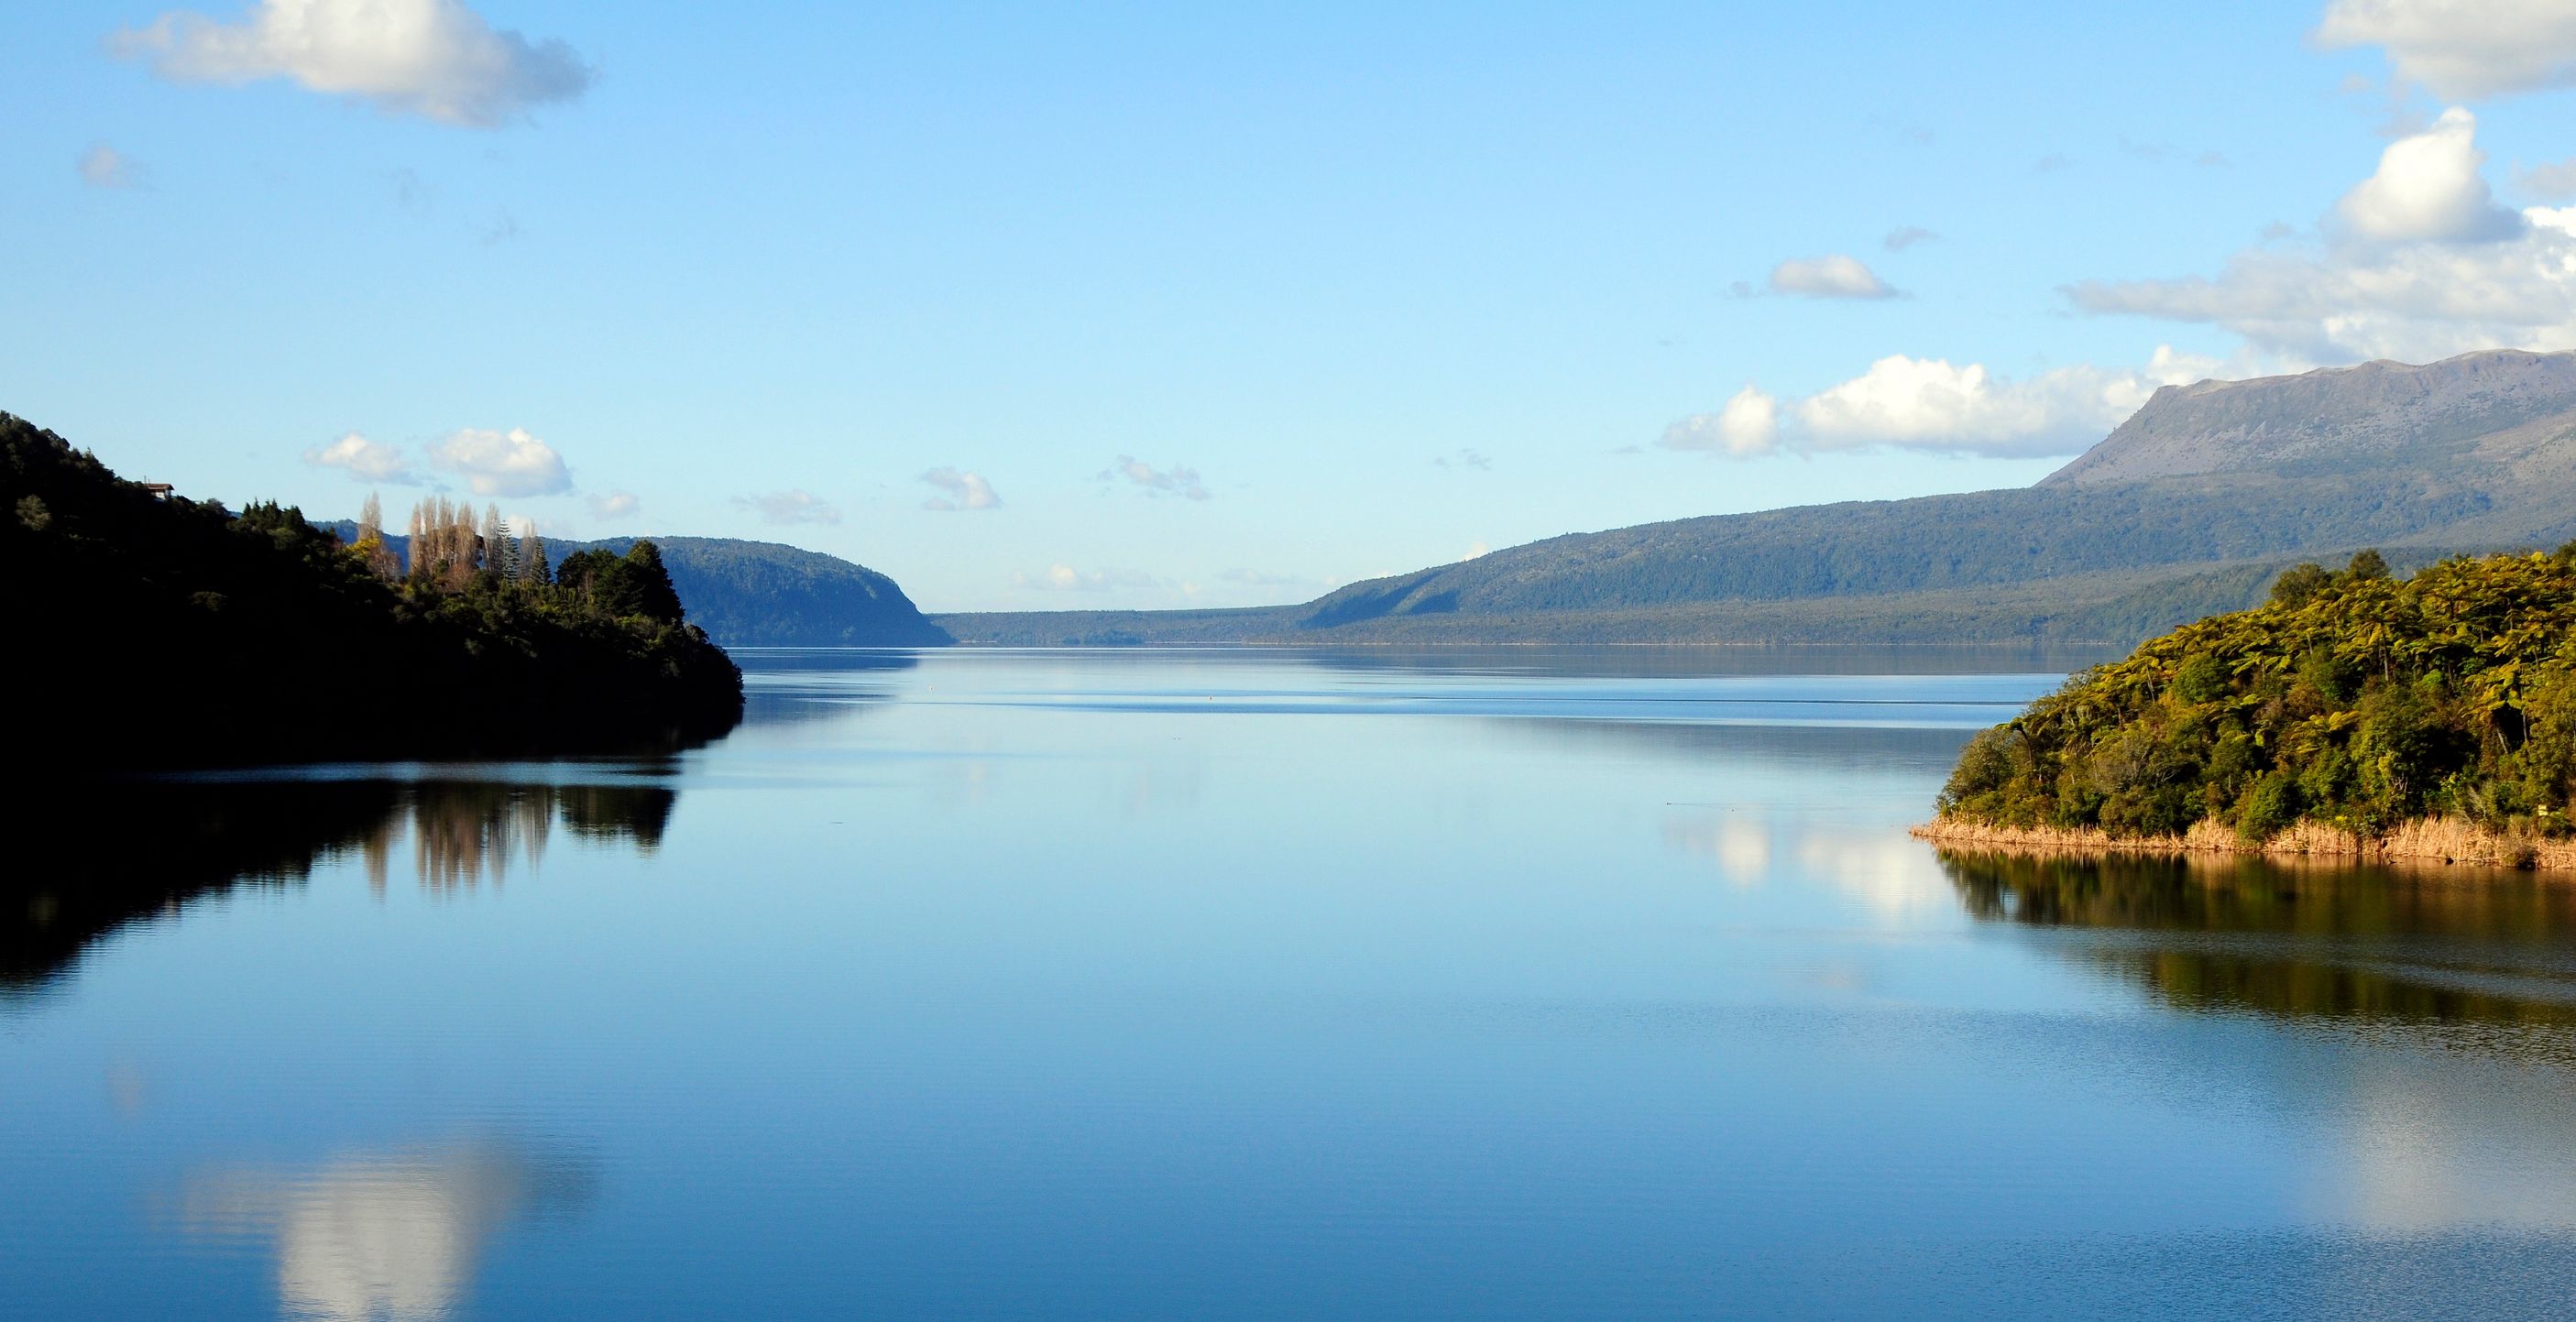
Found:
<box><xmin>1924</xmin><ymin>549</ymin><xmax>2576</xmax><ymax>872</ymax></box>
<box><xmin>3</xmin><ymin>414</ymin><xmax>741</xmax><ymax>771</ymax></box>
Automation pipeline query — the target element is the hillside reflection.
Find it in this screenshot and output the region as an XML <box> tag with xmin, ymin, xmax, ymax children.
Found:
<box><xmin>178</xmin><ymin>1137</ymin><xmax>593</xmax><ymax>1322</ymax></box>
<box><xmin>6</xmin><ymin>779</ymin><xmax>676</xmax><ymax>994</ymax></box>
<box><xmin>1937</xmin><ymin>850</ymin><xmax>2576</xmax><ymax>1030</ymax></box>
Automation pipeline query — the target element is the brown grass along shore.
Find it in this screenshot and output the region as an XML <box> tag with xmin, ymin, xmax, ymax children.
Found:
<box><xmin>1912</xmin><ymin>815</ymin><xmax>2576</xmax><ymax>873</ymax></box>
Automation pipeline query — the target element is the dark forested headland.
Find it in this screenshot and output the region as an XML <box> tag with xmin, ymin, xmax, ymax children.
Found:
<box><xmin>1924</xmin><ymin>548</ymin><xmax>2576</xmax><ymax>870</ymax></box>
<box><xmin>3</xmin><ymin>414</ymin><xmax>742</xmax><ymax>771</ymax></box>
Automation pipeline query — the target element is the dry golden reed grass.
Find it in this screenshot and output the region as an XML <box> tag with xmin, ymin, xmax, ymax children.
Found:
<box><xmin>1911</xmin><ymin>814</ymin><xmax>2576</xmax><ymax>873</ymax></box>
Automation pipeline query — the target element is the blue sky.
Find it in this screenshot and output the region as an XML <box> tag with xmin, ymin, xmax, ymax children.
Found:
<box><xmin>8</xmin><ymin>2</ymin><xmax>2576</xmax><ymax>610</ymax></box>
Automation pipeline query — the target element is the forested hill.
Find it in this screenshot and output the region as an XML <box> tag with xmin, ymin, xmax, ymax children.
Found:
<box><xmin>332</xmin><ymin>525</ymin><xmax>951</xmax><ymax>648</ymax></box>
<box><xmin>942</xmin><ymin>348</ymin><xmax>2576</xmax><ymax>648</ymax></box>
<box><xmin>5</xmin><ymin>414</ymin><xmax>742</xmax><ymax>771</ymax></box>
<box><xmin>1930</xmin><ymin>548</ymin><xmax>2576</xmax><ymax>867</ymax></box>
<box><xmin>558</xmin><ymin>537</ymin><xmax>951</xmax><ymax>647</ymax></box>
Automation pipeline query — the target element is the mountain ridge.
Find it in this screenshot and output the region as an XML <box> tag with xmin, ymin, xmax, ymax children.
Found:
<box><xmin>2041</xmin><ymin>349</ymin><xmax>2576</xmax><ymax>487</ymax></box>
<box><xmin>944</xmin><ymin>348</ymin><xmax>2576</xmax><ymax>648</ymax></box>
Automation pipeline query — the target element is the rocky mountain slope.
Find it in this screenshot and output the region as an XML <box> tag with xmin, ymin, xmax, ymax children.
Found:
<box><xmin>2041</xmin><ymin>349</ymin><xmax>2576</xmax><ymax>488</ymax></box>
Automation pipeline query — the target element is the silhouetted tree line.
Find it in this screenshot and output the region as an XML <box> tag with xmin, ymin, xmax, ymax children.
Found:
<box><xmin>0</xmin><ymin>413</ymin><xmax>741</xmax><ymax>773</ymax></box>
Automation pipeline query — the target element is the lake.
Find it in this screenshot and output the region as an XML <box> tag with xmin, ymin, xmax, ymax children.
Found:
<box><xmin>11</xmin><ymin>647</ymin><xmax>2576</xmax><ymax>1320</ymax></box>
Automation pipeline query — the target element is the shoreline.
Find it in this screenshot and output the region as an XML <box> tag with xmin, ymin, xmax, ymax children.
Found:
<box><xmin>1912</xmin><ymin>815</ymin><xmax>2576</xmax><ymax>874</ymax></box>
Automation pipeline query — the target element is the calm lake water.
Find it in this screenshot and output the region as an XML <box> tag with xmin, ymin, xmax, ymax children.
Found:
<box><xmin>12</xmin><ymin>647</ymin><xmax>2576</xmax><ymax>1320</ymax></box>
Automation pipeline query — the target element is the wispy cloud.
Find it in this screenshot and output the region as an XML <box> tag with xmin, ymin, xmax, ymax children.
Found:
<box><xmin>920</xmin><ymin>467</ymin><xmax>1001</xmax><ymax>511</ymax></box>
<box><xmin>109</xmin><ymin>0</ymin><xmax>593</xmax><ymax>128</ymax></box>
<box><xmin>2117</xmin><ymin>137</ymin><xmax>2231</xmax><ymax>168</ymax></box>
<box><xmin>733</xmin><ymin>489</ymin><xmax>840</xmax><ymax>525</ymax></box>
<box><xmin>586</xmin><ymin>491</ymin><xmax>639</xmax><ymax>519</ymax></box>
<box><xmin>2521</xmin><ymin>158</ymin><xmax>2576</xmax><ymax>201</ymax></box>
<box><xmin>77</xmin><ymin>143</ymin><xmax>143</xmax><ymax>189</ymax></box>
<box><xmin>1221</xmin><ymin>568</ymin><xmax>1304</xmax><ymax>586</ymax></box>
<box><xmin>1768</xmin><ymin>254</ymin><xmax>1900</xmax><ymax>300</ymax></box>
<box><xmin>1102</xmin><ymin>455</ymin><xmax>1210</xmax><ymax>500</ymax></box>
<box><xmin>1013</xmin><ymin>563</ymin><xmax>1158</xmax><ymax>592</ymax></box>
<box><xmin>1431</xmin><ymin>448</ymin><xmax>1492</xmax><ymax>471</ymax></box>
<box><xmin>1881</xmin><ymin>226</ymin><xmax>1936</xmax><ymax>252</ymax></box>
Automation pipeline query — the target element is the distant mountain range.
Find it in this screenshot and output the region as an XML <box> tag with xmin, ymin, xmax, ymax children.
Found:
<box><xmin>939</xmin><ymin>349</ymin><xmax>2576</xmax><ymax>648</ymax></box>
<box><xmin>330</xmin><ymin>526</ymin><xmax>952</xmax><ymax>647</ymax></box>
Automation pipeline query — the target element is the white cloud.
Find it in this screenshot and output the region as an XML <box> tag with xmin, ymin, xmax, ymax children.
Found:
<box><xmin>1662</xmin><ymin>350</ymin><xmax>2220</xmax><ymax>461</ymax></box>
<box><xmin>1103</xmin><ymin>455</ymin><xmax>1210</xmax><ymax>500</ymax></box>
<box><xmin>2335</xmin><ymin>108</ymin><xmax>2520</xmax><ymax>243</ymax></box>
<box><xmin>2522</xmin><ymin>158</ymin><xmax>2576</xmax><ymax>201</ymax></box>
<box><xmin>425</xmin><ymin>426</ymin><xmax>570</xmax><ymax>497</ymax></box>
<box><xmin>302</xmin><ymin>431</ymin><xmax>418</xmax><ymax>483</ymax></box>
<box><xmin>109</xmin><ymin>0</ymin><xmax>591</xmax><ymax>128</ymax></box>
<box><xmin>1013</xmin><ymin>563</ymin><xmax>1158</xmax><ymax>592</ymax></box>
<box><xmin>1660</xmin><ymin>385</ymin><xmax>1781</xmax><ymax>456</ymax></box>
<box><xmin>1794</xmin><ymin>355</ymin><xmax>2169</xmax><ymax>455</ymax></box>
<box><xmin>78</xmin><ymin>143</ymin><xmax>142</xmax><ymax>189</ymax></box>
<box><xmin>586</xmin><ymin>490</ymin><xmax>638</xmax><ymax>519</ymax></box>
<box><xmin>2068</xmin><ymin>111</ymin><xmax>2576</xmax><ymax>363</ymax></box>
<box><xmin>919</xmin><ymin>467</ymin><xmax>1000</xmax><ymax>511</ymax></box>
<box><xmin>1882</xmin><ymin>226</ymin><xmax>1937</xmax><ymax>252</ymax></box>
<box><xmin>2316</xmin><ymin>0</ymin><xmax>2576</xmax><ymax>101</ymax></box>
<box><xmin>1461</xmin><ymin>541</ymin><xmax>1489</xmax><ymax>560</ymax></box>
<box><xmin>733</xmin><ymin>489</ymin><xmax>840</xmax><ymax>525</ymax></box>
<box><xmin>1768</xmin><ymin>254</ymin><xmax>1900</xmax><ymax>300</ymax></box>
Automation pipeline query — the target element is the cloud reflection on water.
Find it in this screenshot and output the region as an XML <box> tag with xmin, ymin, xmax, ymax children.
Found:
<box><xmin>177</xmin><ymin>1139</ymin><xmax>592</xmax><ymax>1322</ymax></box>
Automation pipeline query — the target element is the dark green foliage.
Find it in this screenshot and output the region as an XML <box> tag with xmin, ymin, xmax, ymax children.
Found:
<box><xmin>1936</xmin><ymin>552</ymin><xmax>2576</xmax><ymax>840</ymax></box>
<box><xmin>1</xmin><ymin>413</ymin><xmax>742</xmax><ymax>772</ymax></box>
<box><xmin>554</xmin><ymin>542</ymin><xmax>683</xmax><ymax>622</ymax></box>
<box><xmin>2236</xmin><ymin>772</ymin><xmax>2303</xmax><ymax>842</ymax></box>
<box><xmin>2270</xmin><ymin>563</ymin><xmax>2331</xmax><ymax>607</ymax></box>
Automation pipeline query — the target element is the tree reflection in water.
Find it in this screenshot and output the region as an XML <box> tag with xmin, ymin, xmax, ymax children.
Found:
<box><xmin>386</xmin><ymin>781</ymin><xmax>675</xmax><ymax>896</ymax></box>
<box><xmin>1936</xmin><ymin>849</ymin><xmax>2576</xmax><ymax>1032</ymax></box>
<box><xmin>6</xmin><ymin>778</ymin><xmax>677</xmax><ymax>994</ymax></box>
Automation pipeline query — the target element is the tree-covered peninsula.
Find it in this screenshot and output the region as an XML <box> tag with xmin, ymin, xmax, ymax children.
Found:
<box><xmin>4</xmin><ymin>414</ymin><xmax>742</xmax><ymax>771</ymax></box>
<box><xmin>1925</xmin><ymin>547</ymin><xmax>2576</xmax><ymax>870</ymax></box>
